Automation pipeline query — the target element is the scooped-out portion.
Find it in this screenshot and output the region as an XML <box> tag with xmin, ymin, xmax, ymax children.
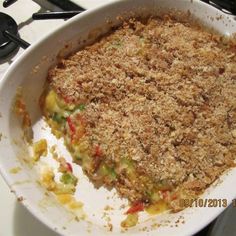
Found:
<box><xmin>40</xmin><ymin>14</ymin><xmax>236</xmax><ymax>216</ymax></box>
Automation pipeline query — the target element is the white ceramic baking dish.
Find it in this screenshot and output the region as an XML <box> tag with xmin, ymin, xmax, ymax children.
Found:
<box><xmin>0</xmin><ymin>0</ymin><xmax>236</xmax><ymax>235</ymax></box>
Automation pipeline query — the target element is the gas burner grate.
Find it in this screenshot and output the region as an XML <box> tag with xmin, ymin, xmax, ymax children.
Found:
<box><xmin>0</xmin><ymin>12</ymin><xmax>30</xmax><ymax>59</ymax></box>
<box><xmin>0</xmin><ymin>12</ymin><xmax>18</xmax><ymax>58</ymax></box>
<box><xmin>3</xmin><ymin>0</ymin><xmax>84</xmax><ymax>10</ymax></box>
<box><xmin>201</xmin><ymin>0</ymin><xmax>236</xmax><ymax>15</ymax></box>
<box><xmin>46</xmin><ymin>0</ymin><xmax>84</xmax><ymax>11</ymax></box>
<box><xmin>0</xmin><ymin>0</ymin><xmax>85</xmax><ymax>59</ymax></box>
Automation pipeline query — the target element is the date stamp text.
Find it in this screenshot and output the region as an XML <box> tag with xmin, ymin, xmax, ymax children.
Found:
<box><xmin>179</xmin><ymin>198</ymin><xmax>236</xmax><ymax>208</ymax></box>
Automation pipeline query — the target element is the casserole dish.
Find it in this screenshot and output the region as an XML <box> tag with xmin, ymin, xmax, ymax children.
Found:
<box><xmin>0</xmin><ymin>0</ymin><xmax>235</xmax><ymax>235</ymax></box>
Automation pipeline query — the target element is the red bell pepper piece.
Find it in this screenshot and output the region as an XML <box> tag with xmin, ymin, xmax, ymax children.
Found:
<box><xmin>160</xmin><ymin>190</ymin><xmax>170</xmax><ymax>200</ymax></box>
<box><xmin>62</xmin><ymin>94</ymin><xmax>72</xmax><ymax>104</ymax></box>
<box><xmin>67</xmin><ymin>116</ymin><xmax>76</xmax><ymax>139</ymax></box>
<box><xmin>94</xmin><ymin>145</ymin><xmax>102</xmax><ymax>157</ymax></box>
<box><xmin>66</xmin><ymin>162</ymin><xmax>73</xmax><ymax>172</ymax></box>
<box><xmin>126</xmin><ymin>201</ymin><xmax>144</xmax><ymax>214</ymax></box>
<box><xmin>171</xmin><ymin>192</ymin><xmax>178</xmax><ymax>200</ymax></box>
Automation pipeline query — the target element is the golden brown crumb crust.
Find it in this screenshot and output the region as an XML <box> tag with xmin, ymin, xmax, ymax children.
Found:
<box><xmin>48</xmin><ymin>15</ymin><xmax>236</xmax><ymax>200</ymax></box>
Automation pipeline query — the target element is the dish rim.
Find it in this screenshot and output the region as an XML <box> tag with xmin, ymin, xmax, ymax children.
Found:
<box><xmin>0</xmin><ymin>1</ymin><xmax>236</xmax><ymax>235</ymax></box>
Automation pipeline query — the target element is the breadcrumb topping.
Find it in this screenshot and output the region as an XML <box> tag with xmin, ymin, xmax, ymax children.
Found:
<box><xmin>48</xmin><ymin>15</ymin><xmax>236</xmax><ymax>202</ymax></box>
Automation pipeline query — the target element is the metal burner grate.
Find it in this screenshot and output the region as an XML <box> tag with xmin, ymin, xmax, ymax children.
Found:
<box><xmin>201</xmin><ymin>0</ymin><xmax>236</xmax><ymax>15</ymax></box>
<box><xmin>46</xmin><ymin>0</ymin><xmax>84</xmax><ymax>11</ymax></box>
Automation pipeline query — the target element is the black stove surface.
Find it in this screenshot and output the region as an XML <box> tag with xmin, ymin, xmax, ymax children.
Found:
<box><xmin>0</xmin><ymin>12</ymin><xmax>18</xmax><ymax>59</ymax></box>
<box><xmin>202</xmin><ymin>0</ymin><xmax>236</xmax><ymax>14</ymax></box>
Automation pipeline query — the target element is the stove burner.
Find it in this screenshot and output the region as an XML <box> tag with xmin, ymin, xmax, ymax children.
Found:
<box><xmin>0</xmin><ymin>12</ymin><xmax>18</xmax><ymax>59</ymax></box>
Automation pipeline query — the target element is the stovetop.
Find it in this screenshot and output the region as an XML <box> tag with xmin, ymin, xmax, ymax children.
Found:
<box><xmin>0</xmin><ymin>0</ymin><xmax>64</xmax><ymax>76</ymax></box>
<box><xmin>0</xmin><ymin>0</ymin><xmax>116</xmax><ymax>72</ymax></box>
<box><xmin>0</xmin><ymin>1</ymin><xmax>236</xmax><ymax>236</ymax></box>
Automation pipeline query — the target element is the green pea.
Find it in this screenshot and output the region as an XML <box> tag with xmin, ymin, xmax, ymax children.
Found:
<box><xmin>52</xmin><ymin>113</ymin><xmax>66</xmax><ymax>123</ymax></box>
<box><xmin>78</xmin><ymin>104</ymin><xmax>86</xmax><ymax>111</ymax></box>
<box><xmin>60</xmin><ymin>173</ymin><xmax>78</xmax><ymax>185</ymax></box>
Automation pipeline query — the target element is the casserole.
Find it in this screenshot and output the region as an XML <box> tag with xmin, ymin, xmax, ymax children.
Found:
<box><xmin>0</xmin><ymin>0</ymin><xmax>235</xmax><ymax>235</ymax></box>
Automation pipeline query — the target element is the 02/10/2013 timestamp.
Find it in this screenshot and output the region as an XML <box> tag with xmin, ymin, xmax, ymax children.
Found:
<box><xmin>179</xmin><ymin>198</ymin><xmax>236</xmax><ymax>208</ymax></box>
